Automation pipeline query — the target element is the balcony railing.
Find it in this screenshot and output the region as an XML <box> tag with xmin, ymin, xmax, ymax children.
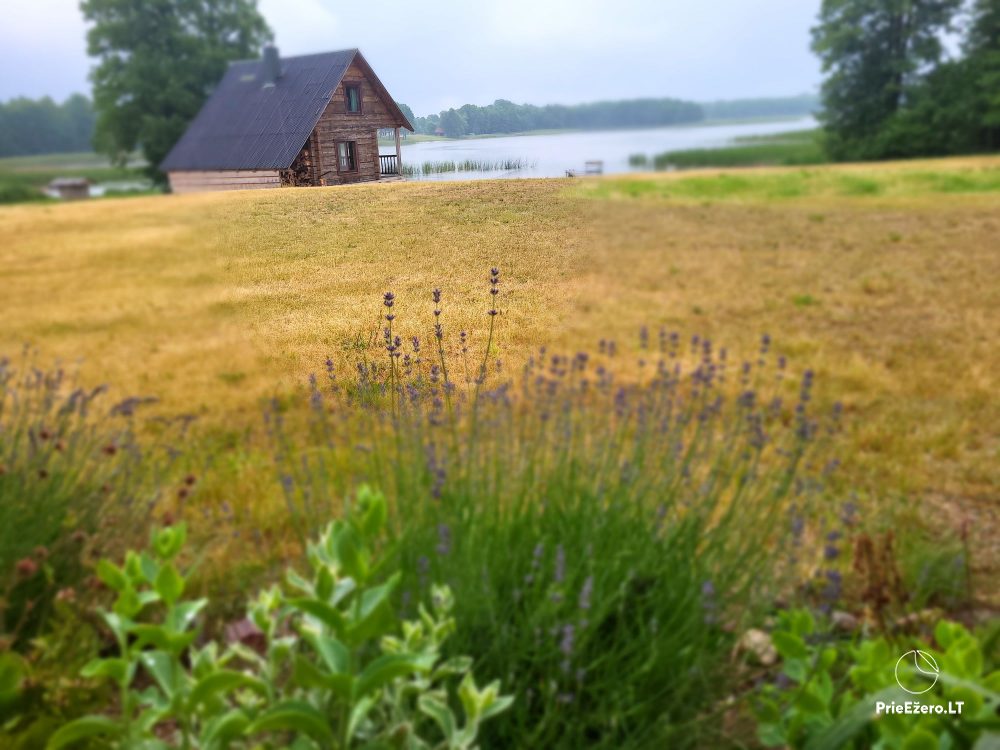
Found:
<box><xmin>379</xmin><ymin>154</ymin><xmax>399</xmax><ymax>176</ymax></box>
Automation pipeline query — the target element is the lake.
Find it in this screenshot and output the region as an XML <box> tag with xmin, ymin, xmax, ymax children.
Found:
<box><xmin>392</xmin><ymin>116</ymin><xmax>817</xmax><ymax>180</ymax></box>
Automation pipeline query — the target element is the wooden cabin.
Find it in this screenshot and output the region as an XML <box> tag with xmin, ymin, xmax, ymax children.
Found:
<box><xmin>161</xmin><ymin>47</ymin><xmax>413</xmax><ymax>193</ymax></box>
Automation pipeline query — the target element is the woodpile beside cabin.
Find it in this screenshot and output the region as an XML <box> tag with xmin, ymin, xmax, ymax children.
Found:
<box><xmin>161</xmin><ymin>47</ymin><xmax>413</xmax><ymax>194</ymax></box>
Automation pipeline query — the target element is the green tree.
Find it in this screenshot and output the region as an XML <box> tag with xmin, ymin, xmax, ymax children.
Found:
<box><xmin>966</xmin><ymin>0</ymin><xmax>1000</xmax><ymax>149</ymax></box>
<box><xmin>81</xmin><ymin>0</ymin><xmax>272</xmax><ymax>181</ymax></box>
<box><xmin>439</xmin><ymin>108</ymin><xmax>467</xmax><ymax>138</ymax></box>
<box><xmin>811</xmin><ymin>0</ymin><xmax>962</xmax><ymax>160</ymax></box>
<box><xmin>395</xmin><ymin>101</ymin><xmax>416</xmax><ymax>130</ymax></box>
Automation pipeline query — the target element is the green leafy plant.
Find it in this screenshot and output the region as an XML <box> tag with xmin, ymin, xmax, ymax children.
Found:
<box><xmin>46</xmin><ymin>485</ymin><xmax>510</xmax><ymax>749</ymax></box>
<box><xmin>752</xmin><ymin>609</ymin><xmax>1000</xmax><ymax>749</ymax></box>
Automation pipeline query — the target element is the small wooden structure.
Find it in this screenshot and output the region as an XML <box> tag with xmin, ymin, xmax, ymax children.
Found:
<box><xmin>47</xmin><ymin>177</ymin><xmax>92</xmax><ymax>200</ymax></box>
<box><xmin>161</xmin><ymin>46</ymin><xmax>413</xmax><ymax>193</ymax></box>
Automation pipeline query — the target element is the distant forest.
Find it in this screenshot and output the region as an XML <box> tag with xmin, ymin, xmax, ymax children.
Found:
<box><xmin>0</xmin><ymin>95</ymin><xmax>96</xmax><ymax>157</ymax></box>
<box><xmin>700</xmin><ymin>94</ymin><xmax>819</xmax><ymax>121</ymax></box>
<box><xmin>397</xmin><ymin>95</ymin><xmax>818</xmax><ymax>137</ymax></box>
<box><xmin>0</xmin><ymin>92</ymin><xmax>817</xmax><ymax>157</ymax></box>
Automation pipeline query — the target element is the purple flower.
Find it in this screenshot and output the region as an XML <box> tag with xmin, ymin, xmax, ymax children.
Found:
<box><xmin>578</xmin><ymin>576</ymin><xmax>593</xmax><ymax>611</ymax></box>
<box><xmin>436</xmin><ymin>523</ymin><xmax>452</xmax><ymax>556</ymax></box>
<box><xmin>553</xmin><ymin>544</ymin><xmax>565</xmax><ymax>583</ymax></box>
<box><xmin>559</xmin><ymin>623</ymin><xmax>575</xmax><ymax>657</ymax></box>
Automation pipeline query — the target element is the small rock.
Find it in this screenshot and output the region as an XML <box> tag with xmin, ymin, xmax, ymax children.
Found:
<box><xmin>736</xmin><ymin>628</ymin><xmax>777</xmax><ymax>666</ymax></box>
<box><xmin>831</xmin><ymin>610</ymin><xmax>859</xmax><ymax>632</ymax></box>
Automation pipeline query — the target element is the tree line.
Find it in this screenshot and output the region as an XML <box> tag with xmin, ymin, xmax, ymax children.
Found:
<box><xmin>812</xmin><ymin>0</ymin><xmax>1000</xmax><ymax>160</ymax></box>
<box><xmin>396</xmin><ymin>98</ymin><xmax>704</xmax><ymax>137</ymax></box>
<box><xmin>0</xmin><ymin>95</ymin><xmax>96</xmax><ymax>157</ymax></box>
<box><xmin>700</xmin><ymin>95</ymin><xmax>819</xmax><ymax>121</ymax></box>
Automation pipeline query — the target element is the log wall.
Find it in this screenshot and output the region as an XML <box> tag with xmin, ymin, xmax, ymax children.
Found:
<box><xmin>168</xmin><ymin>170</ymin><xmax>281</xmax><ymax>194</ymax></box>
<box><xmin>313</xmin><ymin>63</ymin><xmax>397</xmax><ymax>186</ymax></box>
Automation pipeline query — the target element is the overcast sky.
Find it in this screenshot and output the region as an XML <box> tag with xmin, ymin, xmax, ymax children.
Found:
<box><xmin>3</xmin><ymin>0</ymin><xmax>822</xmax><ymax>115</ymax></box>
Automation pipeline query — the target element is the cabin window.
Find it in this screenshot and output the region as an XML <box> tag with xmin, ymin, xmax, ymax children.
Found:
<box><xmin>337</xmin><ymin>141</ymin><xmax>357</xmax><ymax>172</ymax></box>
<box><xmin>345</xmin><ymin>84</ymin><xmax>362</xmax><ymax>113</ymax></box>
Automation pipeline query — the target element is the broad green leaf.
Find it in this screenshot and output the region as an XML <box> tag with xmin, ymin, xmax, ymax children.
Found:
<box><xmin>300</xmin><ymin>631</ymin><xmax>349</xmax><ymax>674</ymax></box>
<box><xmin>130</xmin><ymin>624</ymin><xmax>196</xmax><ymax>654</ymax></box>
<box><xmin>795</xmin><ymin>685</ymin><xmax>827</xmax><ymax>714</ymax></box>
<box><xmin>757</xmin><ymin>722</ymin><xmax>786</xmax><ymax>748</ymax></box>
<box><xmin>754</xmin><ymin>696</ymin><xmax>781</xmax><ymax>724</ymax></box>
<box><xmin>286</xmin><ymin>569</ymin><xmax>314</xmax><ymax>596</ymax></box>
<box><xmin>900</xmin><ymin>728</ymin><xmax>939</xmax><ymax>750</ymax></box>
<box><xmin>783</xmin><ymin>658</ymin><xmax>807</xmax><ymax>683</ymax></box>
<box><xmin>819</xmin><ymin>647</ymin><xmax>837</xmax><ymax>671</ymax></box>
<box><xmin>348</xmin><ymin>694</ymin><xmax>376</xmax><ymax>737</ymax></box>
<box><xmin>292</xmin><ymin>655</ymin><xmax>353</xmax><ymax>699</ymax></box>
<box><xmin>140</xmin><ymin>651</ymin><xmax>182</xmax><ymax>699</ymax></box>
<box><xmin>81</xmin><ymin>658</ymin><xmax>128</xmax><ymax>683</ymax></box>
<box><xmin>464</xmin><ymin>674</ymin><xmax>512</xmax><ymax>722</ymax></box>
<box><xmin>46</xmin><ymin>715</ymin><xmax>122</xmax><ymax>749</ymax></box>
<box><xmin>0</xmin><ymin>652</ymin><xmax>25</xmax><ymax>708</ymax></box>
<box><xmin>356</xmin><ymin>485</ymin><xmax>387</xmax><ymax>538</ymax></box>
<box><xmin>355</xmin><ymin>653</ymin><xmax>432</xmax><ymax>698</ymax></box>
<box><xmin>481</xmin><ymin>693</ymin><xmax>514</xmax><ymax>722</ymax></box>
<box><xmin>245</xmin><ymin>700</ymin><xmax>335</xmax><ymax>744</ymax></box>
<box><xmin>772</xmin><ymin>631</ymin><xmax>808</xmax><ymax>661</ymax></box>
<box><xmin>155</xmin><ymin>563</ymin><xmax>185</xmax><ymax>604</ymax></box>
<box><xmin>113</xmin><ymin>585</ymin><xmax>143</xmax><ymax>619</ymax></box>
<box><xmin>316</xmin><ymin>565</ymin><xmax>335</xmax><ymax>601</ymax></box>
<box><xmin>419</xmin><ymin>692</ymin><xmax>456</xmax><ymax>740</ymax></box>
<box><xmin>288</xmin><ymin>598</ymin><xmax>346</xmax><ymax>631</ymax></box>
<box><xmin>96</xmin><ymin>559</ymin><xmax>128</xmax><ymax>592</ymax></box>
<box><xmin>166</xmin><ymin>599</ymin><xmax>208</xmax><ymax>633</ymax></box>
<box><xmin>139</xmin><ymin>552</ymin><xmax>160</xmax><ymax>584</ymax></box>
<box><xmin>190</xmin><ymin>670</ymin><xmax>266</xmax><ymax>708</ymax></box>
<box><xmin>153</xmin><ymin>523</ymin><xmax>187</xmax><ymax>560</ymax></box>
<box><xmin>434</xmin><ymin>655</ymin><xmax>473</xmax><ymax>678</ymax></box>
<box><xmin>347</xmin><ymin>574</ymin><xmax>401</xmax><ymax>643</ymax></box>
<box><xmin>201</xmin><ymin>709</ymin><xmax>251</xmax><ymax>746</ymax></box>
<box><xmin>333</xmin><ymin>522</ymin><xmax>367</xmax><ymax>580</ymax></box>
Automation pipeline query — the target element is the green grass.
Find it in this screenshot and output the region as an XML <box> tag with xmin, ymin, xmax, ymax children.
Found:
<box><xmin>0</xmin><ymin>151</ymin><xmax>151</xmax><ymax>204</ymax></box>
<box><xmin>642</xmin><ymin>129</ymin><xmax>828</xmax><ymax>170</ymax></box>
<box><xmin>587</xmin><ymin>161</ymin><xmax>1000</xmax><ymax>202</ymax></box>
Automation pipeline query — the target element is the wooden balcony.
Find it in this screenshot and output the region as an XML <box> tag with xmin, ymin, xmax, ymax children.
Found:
<box><xmin>379</xmin><ymin>154</ymin><xmax>399</xmax><ymax>176</ymax></box>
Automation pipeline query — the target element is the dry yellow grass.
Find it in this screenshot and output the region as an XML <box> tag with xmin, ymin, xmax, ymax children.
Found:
<box><xmin>0</xmin><ymin>180</ymin><xmax>584</xmax><ymax>419</ymax></box>
<box><xmin>1</xmin><ymin>157</ymin><xmax>997</xmax><ymax>578</ymax></box>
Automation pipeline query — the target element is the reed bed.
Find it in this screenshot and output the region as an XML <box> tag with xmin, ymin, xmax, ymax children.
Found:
<box><xmin>402</xmin><ymin>157</ymin><xmax>536</xmax><ymax>177</ymax></box>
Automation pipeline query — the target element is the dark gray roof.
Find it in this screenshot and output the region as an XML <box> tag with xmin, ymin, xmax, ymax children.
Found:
<box><xmin>161</xmin><ymin>49</ymin><xmax>410</xmax><ymax>172</ymax></box>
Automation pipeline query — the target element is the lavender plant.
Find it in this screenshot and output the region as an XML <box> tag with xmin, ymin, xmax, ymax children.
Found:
<box><xmin>0</xmin><ymin>354</ymin><xmax>182</xmax><ymax>647</ymax></box>
<box><xmin>265</xmin><ymin>270</ymin><xmax>844</xmax><ymax>748</ymax></box>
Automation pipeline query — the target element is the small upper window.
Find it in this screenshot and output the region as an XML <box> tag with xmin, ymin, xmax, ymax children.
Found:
<box><xmin>345</xmin><ymin>84</ymin><xmax>361</xmax><ymax>113</ymax></box>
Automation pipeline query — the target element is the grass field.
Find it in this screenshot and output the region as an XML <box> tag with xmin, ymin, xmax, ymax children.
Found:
<box><xmin>0</xmin><ymin>151</ymin><xmax>150</xmax><ymax>203</ymax></box>
<box><xmin>1</xmin><ymin>156</ymin><xmax>998</xmax><ymax>584</ymax></box>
